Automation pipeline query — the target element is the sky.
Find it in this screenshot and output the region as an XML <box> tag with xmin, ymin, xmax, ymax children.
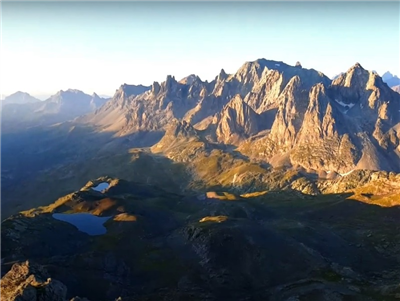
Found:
<box><xmin>1</xmin><ymin>1</ymin><xmax>399</xmax><ymax>99</ymax></box>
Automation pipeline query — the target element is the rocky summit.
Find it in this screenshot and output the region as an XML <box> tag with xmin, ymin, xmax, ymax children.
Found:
<box><xmin>2</xmin><ymin>58</ymin><xmax>400</xmax><ymax>300</ymax></box>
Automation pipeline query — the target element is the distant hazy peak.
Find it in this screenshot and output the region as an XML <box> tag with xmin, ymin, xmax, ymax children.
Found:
<box><xmin>382</xmin><ymin>71</ymin><xmax>394</xmax><ymax>79</ymax></box>
<box><xmin>2</xmin><ymin>91</ymin><xmax>40</xmax><ymax>105</ymax></box>
<box><xmin>7</xmin><ymin>91</ymin><xmax>30</xmax><ymax>97</ymax></box>
<box><xmin>6</xmin><ymin>91</ymin><xmax>33</xmax><ymax>98</ymax></box>
<box><xmin>53</xmin><ymin>89</ymin><xmax>87</xmax><ymax>98</ymax></box>
<box><xmin>381</xmin><ymin>71</ymin><xmax>400</xmax><ymax>88</ymax></box>
<box><xmin>66</xmin><ymin>88</ymin><xmax>84</xmax><ymax>93</ymax></box>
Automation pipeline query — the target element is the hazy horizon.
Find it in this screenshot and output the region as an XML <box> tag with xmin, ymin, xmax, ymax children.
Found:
<box><xmin>2</xmin><ymin>1</ymin><xmax>399</xmax><ymax>99</ymax></box>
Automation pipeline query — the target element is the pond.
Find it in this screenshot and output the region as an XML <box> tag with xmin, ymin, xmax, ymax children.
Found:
<box><xmin>52</xmin><ymin>213</ymin><xmax>111</xmax><ymax>235</ymax></box>
<box><xmin>92</xmin><ymin>182</ymin><xmax>110</xmax><ymax>192</ymax></box>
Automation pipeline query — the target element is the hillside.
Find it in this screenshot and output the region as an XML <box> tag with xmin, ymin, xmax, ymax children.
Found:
<box><xmin>2</xmin><ymin>177</ymin><xmax>400</xmax><ymax>300</ymax></box>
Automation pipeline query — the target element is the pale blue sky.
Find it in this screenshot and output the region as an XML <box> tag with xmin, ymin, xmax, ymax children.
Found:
<box><xmin>1</xmin><ymin>1</ymin><xmax>399</xmax><ymax>99</ymax></box>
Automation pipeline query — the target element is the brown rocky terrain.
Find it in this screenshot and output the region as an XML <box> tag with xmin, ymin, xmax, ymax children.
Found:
<box><xmin>2</xmin><ymin>177</ymin><xmax>400</xmax><ymax>300</ymax></box>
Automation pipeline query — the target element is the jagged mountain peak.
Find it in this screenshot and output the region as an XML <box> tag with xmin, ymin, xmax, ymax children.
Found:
<box><xmin>331</xmin><ymin>63</ymin><xmax>398</xmax><ymax>107</ymax></box>
<box><xmin>234</xmin><ymin>59</ymin><xmax>284</xmax><ymax>82</ymax></box>
<box><xmin>165</xmin><ymin>75</ymin><xmax>177</xmax><ymax>83</ymax></box>
<box><xmin>283</xmin><ymin>75</ymin><xmax>301</xmax><ymax>91</ymax></box>
<box><xmin>332</xmin><ymin>63</ymin><xmax>373</xmax><ymax>89</ymax></box>
<box><xmin>351</xmin><ymin>62</ymin><xmax>364</xmax><ymax>70</ymax></box>
<box><xmin>251</xmin><ymin>58</ymin><xmax>288</xmax><ymax>69</ymax></box>
<box><xmin>91</xmin><ymin>92</ymin><xmax>101</xmax><ymax>98</ymax></box>
<box><xmin>238</xmin><ymin>58</ymin><xmax>322</xmax><ymax>78</ymax></box>
<box><xmin>308</xmin><ymin>83</ymin><xmax>330</xmax><ymax>111</ymax></box>
<box><xmin>160</xmin><ymin>75</ymin><xmax>180</xmax><ymax>93</ymax></box>
<box><xmin>151</xmin><ymin>81</ymin><xmax>161</xmax><ymax>94</ymax></box>
<box><xmin>312</xmin><ymin>82</ymin><xmax>326</xmax><ymax>93</ymax></box>
<box><xmin>179</xmin><ymin>74</ymin><xmax>201</xmax><ymax>85</ymax></box>
<box><xmin>235</xmin><ymin>60</ymin><xmax>266</xmax><ymax>82</ymax></box>
<box><xmin>215</xmin><ymin>68</ymin><xmax>229</xmax><ymax>82</ymax></box>
<box><xmin>115</xmin><ymin>83</ymin><xmax>151</xmax><ymax>98</ymax></box>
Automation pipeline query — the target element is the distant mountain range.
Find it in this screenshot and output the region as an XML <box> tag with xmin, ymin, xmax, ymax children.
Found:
<box><xmin>1</xmin><ymin>91</ymin><xmax>41</xmax><ymax>106</ymax></box>
<box><xmin>1</xmin><ymin>87</ymin><xmax>150</xmax><ymax>132</ymax></box>
<box><xmin>2</xmin><ymin>58</ymin><xmax>400</xmax><ymax>219</ymax></box>
<box><xmin>1</xmin><ymin>89</ymin><xmax>106</xmax><ymax>133</ymax></box>
<box><xmin>381</xmin><ymin>71</ymin><xmax>400</xmax><ymax>88</ymax></box>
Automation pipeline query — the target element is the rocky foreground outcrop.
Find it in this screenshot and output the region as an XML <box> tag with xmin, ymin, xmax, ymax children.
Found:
<box><xmin>0</xmin><ymin>261</ymin><xmax>90</xmax><ymax>301</ymax></box>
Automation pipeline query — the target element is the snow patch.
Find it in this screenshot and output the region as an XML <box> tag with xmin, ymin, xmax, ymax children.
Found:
<box><xmin>275</xmin><ymin>64</ymin><xmax>280</xmax><ymax>67</ymax></box>
<box><xmin>232</xmin><ymin>173</ymin><xmax>238</xmax><ymax>184</ymax></box>
<box><xmin>334</xmin><ymin>99</ymin><xmax>355</xmax><ymax>108</ymax></box>
<box><xmin>339</xmin><ymin>169</ymin><xmax>355</xmax><ymax>177</ymax></box>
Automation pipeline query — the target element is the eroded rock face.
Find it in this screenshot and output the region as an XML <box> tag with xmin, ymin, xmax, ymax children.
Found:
<box><xmin>268</xmin><ymin>75</ymin><xmax>309</xmax><ymax>151</ymax></box>
<box><xmin>0</xmin><ymin>261</ymin><xmax>90</xmax><ymax>301</ymax></box>
<box><xmin>238</xmin><ymin>62</ymin><xmax>400</xmax><ymax>174</ymax></box>
<box><xmin>213</xmin><ymin>95</ymin><xmax>260</xmax><ymax>144</ymax></box>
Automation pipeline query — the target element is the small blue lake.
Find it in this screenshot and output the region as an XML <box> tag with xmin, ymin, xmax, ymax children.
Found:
<box><xmin>92</xmin><ymin>182</ymin><xmax>110</xmax><ymax>192</ymax></box>
<box><xmin>52</xmin><ymin>213</ymin><xmax>112</xmax><ymax>235</ymax></box>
